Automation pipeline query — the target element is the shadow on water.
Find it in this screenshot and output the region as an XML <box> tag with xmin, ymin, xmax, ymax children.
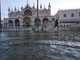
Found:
<box><xmin>0</xmin><ymin>31</ymin><xmax>80</xmax><ymax>60</ymax></box>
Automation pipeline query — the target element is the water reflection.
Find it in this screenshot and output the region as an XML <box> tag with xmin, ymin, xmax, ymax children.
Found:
<box><xmin>0</xmin><ymin>31</ymin><xmax>80</xmax><ymax>60</ymax></box>
<box><xmin>2</xmin><ymin>31</ymin><xmax>59</xmax><ymax>40</ymax></box>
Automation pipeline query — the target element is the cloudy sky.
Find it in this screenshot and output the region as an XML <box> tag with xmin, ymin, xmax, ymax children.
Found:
<box><xmin>1</xmin><ymin>0</ymin><xmax>80</xmax><ymax>20</ymax></box>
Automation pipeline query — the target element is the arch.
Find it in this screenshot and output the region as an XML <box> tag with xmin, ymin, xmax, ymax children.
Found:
<box><xmin>23</xmin><ymin>17</ymin><xmax>31</xmax><ymax>28</ymax></box>
<box><xmin>64</xmin><ymin>25</ymin><xmax>65</xmax><ymax>27</ymax></box>
<box><xmin>15</xmin><ymin>19</ymin><xmax>20</xmax><ymax>27</ymax></box>
<box><xmin>63</xmin><ymin>14</ymin><xmax>66</xmax><ymax>17</ymax></box>
<box><xmin>34</xmin><ymin>17</ymin><xmax>41</xmax><ymax>27</ymax></box>
<box><xmin>8</xmin><ymin>20</ymin><xmax>13</xmax><ymax>27</ymax></box>
<box><xmin>51</xmin><ymin>18</ymin><xmax>55</xmax><ymax>23</ymax></box>
<box><xmin>51</xmin><ymin>18</ymin><xmax>55</xmax><ymax>22</ymax></box>
<box><xmin>71</xmin><ymin>13</ymin><xmax>74</xmax><ymax>17</ymax></box>
<box><xmin>42</xmin><ymin>18</ymin><xmax>49</xmax><ymax>25</ymax></box>
<box><xmin>60</xmin><ymin>25</ymin><xmax>62</xmax><ymax>27</ymax></box>
<box><xmin>67</xmin><ymin>25</ymin><xmax>69</xmax><ymax>27</ymax></box>
<box><xmin>51</xmin><ymin>18</ymin><xmax>55</xmax><ymax>28</ymax></box>
<box><xmin>52</xmin><ymin>18</ymin><xmax>55</xmax><ymax>20</ymax></box>
<box><xmin>24</xmin><ymin>10</ymin><xmax>32</xmax><ymax>16</ymax></box>
<box><xmin>42</xmin><ymin>18</ymin><xmax>49</xmax><ymax>29</ymax></box>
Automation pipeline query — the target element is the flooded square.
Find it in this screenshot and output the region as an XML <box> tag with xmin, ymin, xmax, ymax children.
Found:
<box><xmin>0</xmin><ymin>31</ymin><xmax>80</xmax><ymax>60</ymax></box>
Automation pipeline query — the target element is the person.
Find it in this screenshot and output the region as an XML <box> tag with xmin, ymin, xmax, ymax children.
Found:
<box><xmin>54</xmin><ymin>19</ymin><xmax>59</xmax><ymax>28</ymax></box>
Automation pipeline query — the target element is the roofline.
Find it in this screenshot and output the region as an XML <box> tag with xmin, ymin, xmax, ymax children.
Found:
<box><xmin>58</xmin><ymin>8</ymin><xmax>80</xmax><ymax>12</ymax></box>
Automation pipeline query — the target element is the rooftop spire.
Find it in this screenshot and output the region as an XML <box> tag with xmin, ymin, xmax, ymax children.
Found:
<box><xmin>26</xmin><ymin>0</ymin><xmax>29</xmax><ymax>6</ymax></box>
<box><xmin>33</xmin><ymin>3</ymin><xmax>35</xmax><ymax>9</ymax></box>
<box><xmin>48</xmin><ymin>2</ymin><xmax>51</xmax><ymax>10</ymax></box>
<box><xmin>21</xmin><ymin>6</ymin><xmax>23</xmax><ymax>10</ymax></box>
<box><xmin>48</xmin><ymin>2</ymin><xmax>51</xmax><ymax>7</ymax></box>
<box><xmin>8</xmin><ymin>7</ymin><xmax>10</xmax><ymax>11</ymax></box>
<box><xmin>40</xmin><ymin>4</ymin><xmax>42</xmax><ymax>10</ymax></box>
<box><xmin>14</xmin><ymin>6</ymin><xmax>17</xmax><ymax>11</ymax></box>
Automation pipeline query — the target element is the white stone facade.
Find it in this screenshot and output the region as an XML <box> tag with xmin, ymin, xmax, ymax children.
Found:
<box><xmin>56</xmin><ymin>9</ymin><xmax>80</xmax><ymax>31</ymax></box>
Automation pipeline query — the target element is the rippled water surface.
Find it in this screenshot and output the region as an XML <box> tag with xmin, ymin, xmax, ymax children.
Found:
<box><xmin>0</xmin><ymin>31</ymin><xmax>80</xmax><ymax>60</ymax></box>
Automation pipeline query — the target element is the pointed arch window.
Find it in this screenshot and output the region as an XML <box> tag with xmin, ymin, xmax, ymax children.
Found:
<box><xmin>79</xmin><ymin>12</ymin><xmax>80</xmax><ymax>17</ymax></box>
<box><xmin>71</xmin><ymin>13</ymin><xmax>74</xmax><ymax>17</ymax></box>
<box><xmin>24</xmin><ymin>10</ymin><xmax>32</xmax><ymax>16</ymax></box>
<box><xmin>63</xmin><ymin>14</ymin><xmax>67</xmax><ymax>17</ymax></box>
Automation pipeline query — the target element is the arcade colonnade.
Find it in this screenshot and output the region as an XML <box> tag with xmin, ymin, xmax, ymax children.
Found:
<box><xmin>3</xmin><ymin>17</ymin><xmax>55</xmax><ymax>31</ymax></box>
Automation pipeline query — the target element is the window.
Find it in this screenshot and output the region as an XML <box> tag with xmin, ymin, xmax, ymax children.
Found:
<box><xmin>60</xmin><ymin>21</ymin><xmax>80</xmax><ymax>23</ymax></box>
<box><xmin>60</xmin><ymin>25</ymin><xmax>62</xmax><ymax>27</ymax></box>
<box><xmin>79</xmin><ymin>12</ymin><xmax>80</xmax><ymax>17</ymax></box>
<box><xmin>67</xmin><ymin>25</ymin><xmax>69</xmax><ymax>27</ymax></box>
<box><xmin>71</xmin><ymin>13</ymin><xmax>74</xmax><ymax>17</ymax></box>
<box><xmin>52</xmin><ymin>18</ymin><xmax>55</xmax><ymax>20</ymax></box>
<box><xmin>63</xmin><ymin>14</ymin><xmax>66</xmax><ymax>17</ymax></box>
<box><xmin>76</xmin><ymin>21</ymin><xmax>79</xmax><ymax>24</ymax></box>
<box><xmin>24</xmin><ymin>10</ymin><xmax>32</xmax><ymax>16</ymax></box>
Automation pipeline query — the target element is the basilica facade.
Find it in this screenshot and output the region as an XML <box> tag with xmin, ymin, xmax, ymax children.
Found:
<box><xmin>2</xmin><ymin>2</ymin><xmax>55</xmax><ymax>31</ymax></box>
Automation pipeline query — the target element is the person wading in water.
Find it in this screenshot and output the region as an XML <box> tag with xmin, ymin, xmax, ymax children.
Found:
<box><xmin>54</xmin><ymin>19</ymin><xmax>59</xmax><ymax>30</ymax></box>
<box><xmin>54</xmin><ymin>19</ymin><xmax>59</xmax><ymax>28</ymax></box>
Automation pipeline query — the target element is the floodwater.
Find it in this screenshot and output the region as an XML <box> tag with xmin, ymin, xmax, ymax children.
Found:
<box><xmin>0</xmin><ymin>31</ymin><xmax>80</xmax><ymax>60</ymax></box>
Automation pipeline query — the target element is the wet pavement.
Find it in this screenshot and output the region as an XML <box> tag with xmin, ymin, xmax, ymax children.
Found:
<box><xmin>0</xmin><ymin>31</ymin><xmax>80</xmax><ymax>60</ymax></box>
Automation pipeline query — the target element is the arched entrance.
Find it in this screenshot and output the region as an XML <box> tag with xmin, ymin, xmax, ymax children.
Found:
<box><xmin>8</xmin><ymin>20</ymin><xmax>13</xmax><ymax>28</ymax></box>
<box><xmin>42</xmin><ymin>18</ymin><xmax>49</xmax><ymax>29</ymax></box>
<box><xmin>34</xmin><ymin>17</ymin><xmax>41</xmax><ymax>28</ymax></box>
<box><xmin>15</xmin><ymin>19</ymin><xmax>20</xmax><ymax>28</ymax></box>
<box><xmin>51</xmin><ymin>18</ymin><xmax>55</xmax><ymax>28</ymax></box>
<box><xmin>23</xmin><ymin>17</ymin><xmax>31</xmax><ymax>28</ymax></box>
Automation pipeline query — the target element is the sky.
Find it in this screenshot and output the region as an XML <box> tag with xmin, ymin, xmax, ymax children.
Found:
<box><xmin>1</xmin><ymin>0</ymin><xmax>80</xmax><ymax>20</ymax></box>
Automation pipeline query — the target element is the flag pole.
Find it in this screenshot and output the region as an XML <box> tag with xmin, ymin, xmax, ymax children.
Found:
<box><xmin>36</xmin><ymin>0</ymin><xmax>39</xmax><ymax>31</ymax></box>
<box><xmin>37</xmin><ymin>0</ymin><xmax>39</xmax><ymax>17</ymax></box>
<box><xmin>0</xmin><ymin>0</ymin><xmax>2</xmax><ymax>31</ymax></box>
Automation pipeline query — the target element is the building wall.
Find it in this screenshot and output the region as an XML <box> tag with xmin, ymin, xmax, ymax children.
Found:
<box><xmin>56</xmin><ymin>9</ymin><xmax>80</xmax><ymax>31</ymax></box>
